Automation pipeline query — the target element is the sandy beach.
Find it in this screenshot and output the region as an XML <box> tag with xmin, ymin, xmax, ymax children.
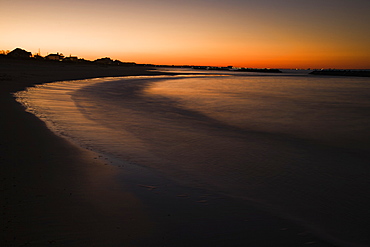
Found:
<box><xmin>0</xmin><ymin>58</ymin><xmax>166</xmax><ymax>246</ymax></box>
<box><xmin>1</xmin><ymin>58</ymin><xmax>334</xmax><ymax>246</ymax></box>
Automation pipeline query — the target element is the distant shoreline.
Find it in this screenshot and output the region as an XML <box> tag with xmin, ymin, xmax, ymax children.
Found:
<box><xmin>0</xmin><ymin>57</ymin><xmax>166</xmax><ymax>93</ymax></box>
<box><xmin>310</xmin><ymin>69</ymin><xmax>370</xmax><ymax>77</ymax></box>
<box><xmin>2</xmin><ymin>51</ymin><xmax>285</xmax><ymax>74</ymax></box>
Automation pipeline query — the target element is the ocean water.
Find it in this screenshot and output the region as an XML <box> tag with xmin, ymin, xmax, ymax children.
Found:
<box><xmin>15</xmin><ymin>69</ymin><xmax>370</xmax><ymax>246</ymax></box>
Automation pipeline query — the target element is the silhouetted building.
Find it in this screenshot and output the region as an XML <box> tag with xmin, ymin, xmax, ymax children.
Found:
<box><xmin>94</xmin><ymin>57</ymin><xmax>114</xmax><ymax>65</ymax></box>
<box><xmin>7</xmin><ymin>48</ymin><xmax>32</xmax><ymax>58</ymax></box>
<box><xmin>45</xmin><ymin>53</ymin><xmax>64</xmax><ymax>61</ymax></box>
<box><xmin>33</xmin><ymin>54</ymin><xmax>44</xmax><ymax>60</ymax></box>
<box><xmin>64</xmin><ymin>56</ymin><xmax>78</xmax><ymax>62</ymax></box>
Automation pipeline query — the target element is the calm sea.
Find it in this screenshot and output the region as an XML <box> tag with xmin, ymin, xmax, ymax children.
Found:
<box><xmin>15</xmin><ymin>69</ymin><xmax>370</xmax><ymax>246</ymax></box>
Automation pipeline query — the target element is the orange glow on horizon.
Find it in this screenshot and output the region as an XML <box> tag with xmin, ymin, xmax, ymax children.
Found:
<box><xmin>1</xmin><ymin>0</ymin><xmax>369</xmax><ymax>69</ymax></box>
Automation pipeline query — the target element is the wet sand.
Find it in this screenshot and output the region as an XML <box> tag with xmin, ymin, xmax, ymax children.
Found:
<box><xmin>0</xmin><ymin>58</ymin><xmax>334</xmax><ymax>246</ymax></box>
<box><xmin>0</xmin><ymin>58</ymin><xmax>164</xmax><ymax>246</ymax></box>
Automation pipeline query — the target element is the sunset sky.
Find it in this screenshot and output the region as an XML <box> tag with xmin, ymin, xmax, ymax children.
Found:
<box><xmin>1</xmin><ymin>0</ymin><xmax>370</xmax><ymax>69</ymax></box>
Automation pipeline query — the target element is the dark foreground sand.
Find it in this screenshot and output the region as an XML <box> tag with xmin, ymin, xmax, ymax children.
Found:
<box><xmin>1</xmin><ymin>58</ymin><xmax>333</xmax><ymax>246</ymax></box>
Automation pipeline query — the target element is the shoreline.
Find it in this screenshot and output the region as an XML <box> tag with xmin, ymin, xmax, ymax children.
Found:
<box><xmin>0</xmin><ymin>59</ymin><xmax>168</xmax><ymax>246</ymax></box>
<box><xmin>1</xmin><ymin>59</ymin><xmax>336</xmax><ymax>246</ymax></box>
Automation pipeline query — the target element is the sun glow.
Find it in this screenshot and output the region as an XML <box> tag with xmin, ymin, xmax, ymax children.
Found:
<box><xmin>1</xmin><ymin>0</ymin><xmax>369</xmax><ymax>69</ymax></box>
